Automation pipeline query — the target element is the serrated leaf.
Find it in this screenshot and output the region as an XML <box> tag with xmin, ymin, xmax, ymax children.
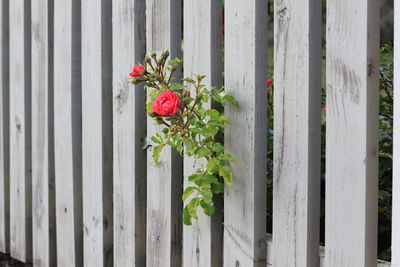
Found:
<box><xmin>151</xmin><ymin>134</ymin><xmax>163</xmax><ymax>144</ymax></box>
<box><xmin>211</xmin><ymin>183</ymin><xmax>224</xmax><ymax>194</ymax></box>
<box><xmin>187</xmin><ymin>198</ymin><xmax>199</xmax><ymax>220</ymax></box>
<box><xmin>196</xmin><ymin>147</ymin><xmax>212</xmax><ymax>158</ymax></box>
<box><xmin>183</xmin><ymin>186</ymin><xmax>197</xmax><ymax>201</ymax></box>
<box><xmin>224</xmin><ymin>95</ymin><xmax>239</xmax><ymax>107</ymax></box>
<box><xmin>199</xmin><ymin>187</ymin><xmax>213</xmax><ymax>201</ymax></box>
<box><xmin>201</xmin><ymin>126</ymin><xmax>219</xmax><ymax>137</ymax></box>
<box><xmin>219</xmin><ymin>165</ymin><xmax>233</xmax><ymax>185</ymax></box>
<box><xmin>203</xmin><ymin>174</ymin><xmax>219</xmax><ymax>185</ymax></box>
<box><xmin>218</xmin><ymin>154</ymin><xmax>236</xmax><ymax>162</ymax></box>
<box><xmin>152</xmin><ymin>144</ymin><xmax>164</xmax><ymax>166</ymax></box>
<box><xmin>211</xmin><ymin>143</ymin><xmax>224</xmax><ymax>153</ymax></box>
<box><xmin>206</xmin><ymin>158</ymin><xmax>220</xmax><ymax>174</ymax></box>
<box><xmin>183</xmin><ymin>206</ymin><xmax>192</xmax><ymax>225</ymax></box>
<box><xmin>182</xmin><ymin>77</ymin><xmax>195</xmax><ymax>83</ymax></box>
<box><xmin>200</xmin><ymin>200</ymin><xmax>215</xmax><ymax>216</ymax></box>
<box><xmin>204</xmin><ymin>109</ymin><xmax>220</xmax><ymax>118</ymax></box>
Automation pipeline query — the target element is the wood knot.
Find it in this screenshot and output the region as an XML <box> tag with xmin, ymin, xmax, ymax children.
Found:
<box><xmin>14</xmin><ymin>116</ymin><xmax>21</xmax><ymax>132</ymax></box>
<box><xmin>235</xmin><ymin>260</ymin><xmax>240</xmax><ymax>267</ymax></box>
<box><xmin>277</xmin><ymin>6</ymin><xmax>289</xmax><ymax>20</ymax></box>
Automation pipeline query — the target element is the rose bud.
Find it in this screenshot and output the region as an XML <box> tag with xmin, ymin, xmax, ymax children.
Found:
<box><xmin>267</xmin><ymin>78</ymin><xmax>273</xmax><ymax>86</ymax></box>
<box><xmin>130</xmin><ymin>64</ymin><xmax>145</xmax><ymax>77</ymax></box>
<box><xmin>152</xmin><ymin>90</ymin><xmax>181</xmax><ymax>116</ymax></box>
<box><xmin>184</xmin><ymin>89</ymin><xmax>190</xmax><ymax>97</ymax></box>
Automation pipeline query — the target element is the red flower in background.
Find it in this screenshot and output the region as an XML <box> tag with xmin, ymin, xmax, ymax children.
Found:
<box><xmin>130</xmin><ymin>64</ymin><xmax>145</xmax><ymax>77</ymax></box>
<box><xmin>267</xmin><ymin>78</ymin><xmax>273</xmax><ymax>86</ymax></box>
<box><xmin>152</xmin><ymin>90</ymin><xmax>181</xmax><ymax>116</ymax></box>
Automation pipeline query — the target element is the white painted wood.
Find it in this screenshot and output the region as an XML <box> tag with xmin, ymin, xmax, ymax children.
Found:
<box><xmin>0</xmin><ymin>0</ymin><xmax>9</xmax><ymax>254</ymax></box>
<box><xmin>325</xmin><ymin>0</ymin><xmax>380</xmax><ymax>266</ymax></box>
<box><xmin>182</xmin><ymin>1</ymin><xmax>223</xmax><ymax>266</ymax></box>
<box><xmin>54</xmin><ymin>0</ymin><xmax>83</xmax><ymax>266</ymax></box>
<box><xmin>82</xmin><ymin>0</ymin><xmax>113</xmax><ymax>266</ymax></box>
<box><xmin>31</xmin><ymin>0</ymin><xmax>57</xmax><ymax>266</ymax></box>
<box><xmin>393</xmin><ymin>0</ymin><xmax>400</xmax><ymax>265</ymax></box>
<box><xmin>273</xmin><ymin>0</ymin><xmax>321</xmax><ymax>266</ymax></box>
<box><xmin>112</xmin><ymin>0</ymin><xmax>146</xmax><ymax>266</ymax></box>
<box><xmin>224</xmin><ymin>0</ymin><xmax>268</xmax><ymax>266</ymax></box>
<box><xmin>146</xmin><ymin>0</ymin><xmax>182</xmax><ymax>266</ymax></box>
<box><xmin>9</xmin><ymin>0</ymin><xmax>32</xmax><ymax>262</ymax></box>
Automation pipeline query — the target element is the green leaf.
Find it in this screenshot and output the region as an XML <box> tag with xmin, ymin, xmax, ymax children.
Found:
<box><xmin>204</xmin><ymin>109</ymin><xmax>220</xmax><ymax>118</ymax></box>
<box><xmin>182</xmin><ymin>186</ymin><xmax>197</xmax><ymax>201</ymax></box>
<box><xmin>184</xmin><ymin>138</ymin><xmax>196</xmax><ymax>154</ymax></box>
<box><xmin>196</xmin><ymin>147</ymin><xmax>212</xmax><ymax>158</ymax></box>
<box><xmin>211</xmin><ymin>183</ymin><xmax>224</xmax><ymax>194</ymax></box>
<box><xmin>202</xmin><ymin>174</ymin><xmax>219</xmax><ymax>185</ymax></box>
<box><xmin>206</xmin><ymin>158</ymin><xmax>220</xmax><ymax>174</ymax></box>
<box><xmin>218</xmin><ymin>154</ymin><xmax>236</xmax><ymax>162</ymax></box>
<box><xmin>151</xmin><ymin>134</ymin><xmax>163</xmax><ymax>144</ymax></box>
<box><xmin>224</xmin><ymin>95</ymin><xmax>239</xmax><ymax>107</ymax></box>
<box><xmin>169</xmin><ymin>83</ymin><xmax>184</xmax><ymax>90</ymax></box>
<box><xmin>200</xmin><ymin>199</ymin><xmax>215</xmax><ymax>216</ymax></box>
<box><xmin>187</xmin><ymin>198</ymin><xmax>199</xmax><ymax>220</ymax></box>
<box><xmin>199</xmin><ymin>187</ymin><xmax>213</xmax><ymax>201</ymax></box>
<box><xmin>201</xmin><ymin>126</ymin><xmax>219</xmax><ymax>137</ymax></box>
<box><xmin>211</xmin><ymin>143</ymin><xmax>224</xmax><ymax>153</ymax></box>
<box><xmin>219</xmin><ymin>165</ymin><xmax>233</xmax><ymax>185</ymax></box>
<box><xmin>152</xmin><ymin>144</ymin><xmax>164</xmax><ymax>166</ymax></box>
<box><xmin>182</xmin><ymin>77</ymin><xmax>195</xmax><ymax>84</ymax></box>
<box><xmin>208</xmin><ymin>119</ymin><xmax>225</xmax><ymax>128</ymax></box>
<box><xmin>183</xmin><ymin>206</ymin><xmax>192</xmax><ymax>225</ymax></box>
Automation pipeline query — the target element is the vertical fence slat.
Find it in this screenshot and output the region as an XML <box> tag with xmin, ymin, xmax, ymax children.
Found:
<box><xmin>9</xmin><ymin>0</ymin><xmax>32</xmax><ymax>262</ymax></box>
<box><xmin>183</xmin><ymin>1</ymin><xmax>223</xmax><ymax>266</ymax></box>
<box><xmin>0</xmin><ymin>0</ymin><xmax>9</xmax><ymax>254</ymax></box>
<box><xmin>82</xmin><ymin>0</ymin><xmax>113</xmax><ymax>266</ymax></box>
<box><xmin>112</xmin><ymin>0</ymin><xmax>146</xmax><ymax>266</ymax></box>
<box><xmin>273</xmin><ymin>0</ymin><xmax>321</xmax><ymax>266</ymax></box>
<box><xmin>224</xmin><ymin>1</ymin><xmax>268</xmax><ymax>266</ymax></box>
<box><xmin>393</xmin><ymin>0</ymin><xmax>400</xmax><ymax>265</ymax></box>
<box><xmin>146</xmin><ymin>1</ymin><xmax>183</xmax><ymax>266</ymax></box>
<box><xmin>54</xmin><ymin>0</ymin><xmax>82</xmax><ymax>266</ymax></box>
<box><xmin>325</xmin><ymin>0</ymin><xmax>380</xmax><ymax>266</ymax></box>
<box><xmin>32</xmin><ymin>0</ymin><xmax>56</xmax><ymax>266</ymax></box>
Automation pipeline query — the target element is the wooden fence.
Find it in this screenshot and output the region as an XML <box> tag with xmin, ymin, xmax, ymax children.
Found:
<box><xmin>0</xmin><ymin>0</ymin><xmax>397</xmax><ymax>266</ymax></box>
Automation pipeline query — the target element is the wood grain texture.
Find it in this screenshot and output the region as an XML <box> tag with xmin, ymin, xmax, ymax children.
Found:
<box><xmin>9</xmin><ymin>0</ymin><xmax>32</xmax><ymax>262</ymax></box>
<box><xmin>393</xmin><ymin>0</ymin><xmax>400</xmax><ymax>265</ymax></box>
<box><xmin>53</xmin><ymin>0</ymin><xmax>83</xmax><ymax>266</ymax></box>
<box><xmin>112</xmin><ymin>0</ymin><xmax>146</xmax><ymax>266</ymax></box>
<box><xmin>182</xmin><ymin>1</ymin><xmax>223</xmax><ymax>266</ymax></box>
<box><xmin>82</xmin><ymin>0</ymin><xmax>113</xmax><ymax>266</ymax></box>
<box><xmin>146</xmin><ymin>0</ymin><xmax>182</xmax><ymax>266</ymax></box>
<box><xmin>31</xmin><ymin>0</ymin><xmax>56</xmax><ymax>266</ymax></box>
<box><xmin>325</xmin><ymin>0</ymin><xmax>380</xmax><ymax>266</ymax></box>
<box><xmin>0</xmin><ymin>0</ymin><xmax>9</xmax><ymax>254</ymax></box>
<box><xmin>224</xmin><ymin>1</ymin><xmax>268</xmax><ymax>266</ymax></box>
<box><xmin>273</xmin><ymin>0</ymin><xmax>321</xmax><ymax>266</ymax></box>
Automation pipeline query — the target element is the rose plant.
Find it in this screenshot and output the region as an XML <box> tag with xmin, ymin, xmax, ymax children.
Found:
<box><xmin>130</xmin><ymin>50</ymin><xmax>239</xmax><ymax>225</ymax></box>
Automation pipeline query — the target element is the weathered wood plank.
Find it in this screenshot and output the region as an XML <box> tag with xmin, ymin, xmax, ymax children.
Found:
<box><xmin>182</xmin><ymin>1</ymin><xmax>223</xmax><ymax>266</ymax></box>
<box><xmin>224</xmin><ymin>0</ymin><xmax>268</xmax><ymax>266</ymax></box>
<box><xmin>53</xmin><ymin>0</ymin><xmax>83</xmax><ymax>266</ymax></box>
<box><xmin>112</xmin><ymin>0</ymin><xmax>146</xmax><ymax>266</ymax></box>
<box><xmin>9</xmin><ymin>0</ymin><xmax>32</xmax><ymax>262</ymax></box>
<box><xmin>0</xmin><ymin>0</ymin><xmax>9</xmax><ymax>254</ymax></box>
<box><xmin>82</xmin><ymin>0</ymin><xmax>113</xmax><ymax>266</ymax></box>
<box><xmin>31</xmin><ymin>0</ymin><xmax>56</xmax><ymax>266</ymax></box>
<box><xmin>146</xmin><ymin>1</ymin><xmax>182</xmax><ymax>266</ymax></box>
<box><xmin>273</xmin><ymin>0</ymin><xmax>321</xmax><ymax>266</ymax></box>
<box><xmin>325</xmin><ymin>0</ymin><xmax>380</xmax><ymax>266</ymax></box>
<box><xmin>393</xmin><ymin>0</ymin><xmax>400</xmax><ymax>265</ymax></box>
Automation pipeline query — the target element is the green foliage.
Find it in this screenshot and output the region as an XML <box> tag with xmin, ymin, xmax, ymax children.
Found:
<box><xmin>131</xmin><ymin>50</ymin><xmax>238</xmax><ymax>225</ymax></box>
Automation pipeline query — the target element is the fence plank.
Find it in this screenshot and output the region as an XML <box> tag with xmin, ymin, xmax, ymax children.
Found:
<box><xmin>393</xmin><ymin>0</ymin><xmax>400</xmax><ymax>265</ymax></box>
<box><xmin>31</xmin><ymin>0</ymin><xmax>56</xmax><ymax>266</ymax></box>
<box><xmin>146</xmin><ymin>1</ymin><xmax>182</xmax><ymax>266</ymax></box>
<box><xmin>0</xmin><ymin>0</ymin><xmax>9</xmax><ymax>254</ymax></box>
<box><xmin>273</xmin><ymin>0</ymin><xmax>321</xmax><ymax>266</ymax></box>
<box><xmin>53</xmin><ymin>0</ymin><xmax>83</xmax><ymax>266</ymax></box>
<box><xmin>224</xmin><ymin>1</ymin><xmax>268</xmax><ymax>266</ymax></box>
<box><xmin>182</xmin><ymin>1</ymin><xmax>223</xmax><ymax>266</ymax></box>
<box><xmin>82</xmin><ymin>0</ymin><xmax>113</xmax><ymax>266</ymax></box>
<box><xmin>325</xmin><ymin>0</ymin><xmax>380</xmax><ymax>266</ymax></box>
<box><xmin>112</xmin><ymin>0</ymin><xmax>146</xmax><ymax>266</ymax></box>
<box><xmin>9</xmin><ymin>0</ymin><xmax>32</xmax><ymax>262</ymax></box>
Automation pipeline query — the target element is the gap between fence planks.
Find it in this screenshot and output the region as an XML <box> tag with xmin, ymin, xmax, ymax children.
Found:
<box><xmin>392</xmin><ymin>0</ymin><xmax>400</xmax><ymax>265</ymax></box>
<box><xmin>0</xmin><ymin>0</ymin><xmax>9</xmax><ymax>254</ymax></box>
<box><xmin>9</xmin><ymin>0</ymin><xmax>32</xmax><ymax>262</ymax></box>
<box><xmin>182</xmin><ymin>1</ymin><xmax>223</xmax><ymax>267</ymax></box>
<box><xmin>112</xmin><ymin>0</ymin><xmax>147</xmax><ymax>266</ymax></box>
<box><xmin>224</xmin><ymin>0</ymin><xmax>268</xmax><ymax>266</ymax></box>
<box><xmin>146</xmin><ymin>1</ymin><xmax>183</xmax><ymax>266</ymax></box>
<box><xmin>273</xmin><ymin>0</ymin><xmax>321</xmax><ymax>266</ymax></box>
<box><xmin>53</xmin><ymin>0</ymin><xmax>83</xmax><ymax>266</ymax></box>
<box><xmin>325</xmin><ymin>0</ymin><xmax>380</xmax><ymax>266</ymax></box>
<box><xmin>31</xmin><ymin>0</ymin><xmax>56</xmax><ymax>266</ymax></box>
